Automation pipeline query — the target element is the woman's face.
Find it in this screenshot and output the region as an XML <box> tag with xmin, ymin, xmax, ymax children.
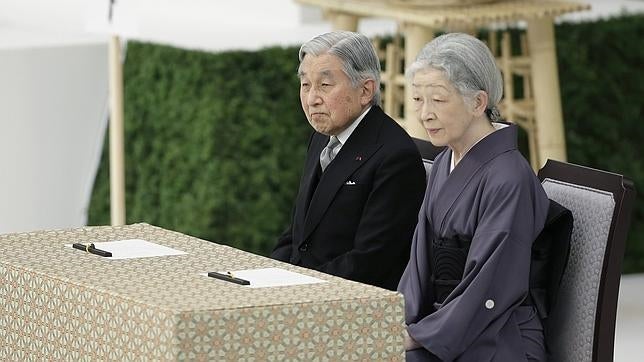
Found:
<box><xmin>411</xmin><ymin>68</ymin><xmax>477</xmax><ymax>151</ymax></box>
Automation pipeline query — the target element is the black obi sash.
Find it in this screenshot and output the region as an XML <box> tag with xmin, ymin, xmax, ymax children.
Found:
<box><xmin>430</xmin><ymin>235</ymin><xmax>471</xmax><ymax>305</ymax></box>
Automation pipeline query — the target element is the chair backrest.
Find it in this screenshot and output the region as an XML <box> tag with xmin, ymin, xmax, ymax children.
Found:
<box><xmin>411</xmin><ymin>137</ymin><xmax>443</xmax><ymax>180</ymax></box>
<box><xmin>422</xmin><ymin>158</ymin><xmax>433</xmax><ymax>178</ymax></box>
<box><xmin>538</xmin><ymin>159</ymin><xmax>636</xmax><ymax>362</ymax></box>
<box><xmin>412</xmin><ymin>137</ymin><xmax>443</xmax><ymax>161</ymax></box>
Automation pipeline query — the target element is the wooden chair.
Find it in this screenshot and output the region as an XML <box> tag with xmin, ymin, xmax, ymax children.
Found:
<box><xmin>538</xmin><ymin>159</ymin><xmax>636</xmax><ymax>362</ymax></box>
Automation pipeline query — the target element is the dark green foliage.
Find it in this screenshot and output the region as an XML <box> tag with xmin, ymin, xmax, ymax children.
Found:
<box><xmin>89</xmin><ymin>15</ymin><xmax>643</xmax><ymax>271</ymax></box>
<box><xmin>88</xmin><ymin>44</ymin><xmax>309</xmax><ymax>255</ymax></box>
<box><xmin>556</xmin><ymin>15</ymin><xmax>644</xmax><ymax>273</ymax></box>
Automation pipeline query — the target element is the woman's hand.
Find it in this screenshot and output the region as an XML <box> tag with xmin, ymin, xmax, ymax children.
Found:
<box><xmin>404</xmin><ymin>330</ymin><xmax>422</xmax><ymax>351</ymax></box>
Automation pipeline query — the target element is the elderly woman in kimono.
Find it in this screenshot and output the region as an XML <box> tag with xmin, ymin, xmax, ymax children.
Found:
<box><xmin>397</xmin><ymin>33</ymin><xmax>550</xmax><ymax>361</ymax></box>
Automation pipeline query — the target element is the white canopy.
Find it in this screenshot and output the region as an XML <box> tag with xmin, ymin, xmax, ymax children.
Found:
<box><xmin>0</xmin><ymin>0</ymin><xmax>401</xmax><ymax>51</ymax></box>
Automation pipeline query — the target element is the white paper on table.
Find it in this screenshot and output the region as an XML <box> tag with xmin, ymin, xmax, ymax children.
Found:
<box><xmin>202</xmin><ymin>267</ymin><xmax>327</xmax><ymax>288</ymax></box>
<box><xmin>65</xmin><ymin>239</ymin><xmax>186</xmax><ymax>260</ymax></box>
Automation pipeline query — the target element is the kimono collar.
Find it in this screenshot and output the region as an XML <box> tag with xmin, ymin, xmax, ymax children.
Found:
<box><xmin>457</xmin><ymin>122</ymin><xmax>517</xmax><ymax>165</ymax></box>
<box><xmin>450</xmin><ymin>122</ymin><xmax>510</xmax><ymax>172</ymax></box>
<box><xmin>432</xmin><ymin>123</ymin><xmax>519</xmax><ymax>233</ymax></box>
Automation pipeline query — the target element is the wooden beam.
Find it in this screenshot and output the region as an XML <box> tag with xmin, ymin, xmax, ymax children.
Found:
<box><xmin>527</xmin><ymin>18</ymin><xmax>567</xmax><ymax>166</ymax></box>
<box><xmin>403</xmin><ymin>23</ymin><xmax>434</xmax><ymax>140</ymax></box>
<box><xmin>108</xmin><ymin>35</ymin><xmax>126</xmax><ymax>226</ymax></box>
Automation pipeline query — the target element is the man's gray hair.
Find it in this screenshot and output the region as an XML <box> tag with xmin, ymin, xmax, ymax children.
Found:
<box><xmin>298</xmin><ymin>31</ymin><xmax>381</xmax><ymax>106</ymax></box>
<box><xmin>407</xmin><ymin>33</ymin><xmax>503</xmax><ymax>121</ymax></box>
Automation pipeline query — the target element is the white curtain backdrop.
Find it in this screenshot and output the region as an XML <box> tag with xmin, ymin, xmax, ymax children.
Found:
<box><xmin>0</xmin><ymin>44</ymin><xmax>108</xmax><ymax>234</ymax></box>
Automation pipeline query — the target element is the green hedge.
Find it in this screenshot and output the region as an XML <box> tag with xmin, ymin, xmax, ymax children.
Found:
<box><xmin>89</xmin><ymin>14</ymin><xmax>643</xmax><ymax>272</ymax></box>
<box><xmin>88</xmin><ymin>45</ymin><xmax>309</xmax><ymax>254</ymax></box>
<box><xmin>556</xmin><ymin>15</ymin><xmax>643</xmax><ymax>273</ymax></box>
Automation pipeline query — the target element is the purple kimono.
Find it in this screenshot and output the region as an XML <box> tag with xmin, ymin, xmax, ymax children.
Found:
<box><xmin>398</xmin><ymin>124</ymin><xmax>549</xmax><ymax>361</ymax></box>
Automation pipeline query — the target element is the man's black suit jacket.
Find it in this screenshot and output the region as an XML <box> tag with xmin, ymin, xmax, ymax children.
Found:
<box><xmin>272</xmin><ymin>106</ymin><xmax>426</xmax><ymax>290</ymax></box>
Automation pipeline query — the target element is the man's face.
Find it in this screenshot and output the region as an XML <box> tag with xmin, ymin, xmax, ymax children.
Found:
<box><xmin>299</xmin><ymin>53</ymin><xmax>369</xmax><ymax>136</ymax></box>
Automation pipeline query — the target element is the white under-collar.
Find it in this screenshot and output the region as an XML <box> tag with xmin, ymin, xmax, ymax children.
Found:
<box><xmin>335</xmin><ymin>106</ymin><xmax>372</xmax><ymax>147</ymax></box>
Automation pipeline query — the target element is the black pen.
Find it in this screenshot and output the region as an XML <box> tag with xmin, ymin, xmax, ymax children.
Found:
<box><xmin>208</xmin><ymin>271</ymin><xmax>250</xmax><ymax>286</ymax></box>
<box><xmin>72</xmin><ymin>243</ymin><xmax>112</xmax><ymax>257</ymax></box>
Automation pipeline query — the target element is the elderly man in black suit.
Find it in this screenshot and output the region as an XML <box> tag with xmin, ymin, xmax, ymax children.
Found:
<box><xmin>271</xmin><ymin>31</ymin><xmax>426</xmax><ymax>290</ymax></box>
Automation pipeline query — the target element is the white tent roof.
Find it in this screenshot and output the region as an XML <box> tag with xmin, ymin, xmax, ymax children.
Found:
<box><xmin>0</xmin><ymin>0</ymin><xmax>400</xmax><ymax>51</ymax></box>
<box><xmin>5</xmin><ymin>0</ymin><xmax>641</xmax><ymax>52</ymax></box>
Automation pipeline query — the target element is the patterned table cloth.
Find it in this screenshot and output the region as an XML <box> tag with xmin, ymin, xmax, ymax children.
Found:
<box><xmin>1</xmin><ymin>223</ymin><xmax>404</xmax><ymax>360</ymax></box>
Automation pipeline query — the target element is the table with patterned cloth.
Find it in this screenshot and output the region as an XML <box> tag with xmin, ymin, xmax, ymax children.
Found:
<box><xmin>0</xmin><ymin>223</ymin><xmax>405</xmax><ymax>360</ymax></box>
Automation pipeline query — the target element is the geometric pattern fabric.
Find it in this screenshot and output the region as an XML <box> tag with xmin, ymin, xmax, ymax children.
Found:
<box><xmin>1</xmin><ymin>223</ymin><xmax>404</xmax><ymax>360</ymax></box>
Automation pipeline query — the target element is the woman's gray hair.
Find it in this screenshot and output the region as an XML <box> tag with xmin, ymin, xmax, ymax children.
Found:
<box><xmin>406</xmin><ymin>33</ymin><xmax>503</xmax><ymax>121</ymax></box>
<box><xmin>298</xmin><ymin>31</ymin><xmax>382</xmax><ymax>106</ymax></box>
